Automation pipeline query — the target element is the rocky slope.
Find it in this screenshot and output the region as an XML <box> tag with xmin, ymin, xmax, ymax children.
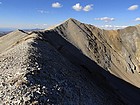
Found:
<box><xmin>0</xmin><ymin>18</ymin><xmax>140</xmax><ymax>105</ymax></box>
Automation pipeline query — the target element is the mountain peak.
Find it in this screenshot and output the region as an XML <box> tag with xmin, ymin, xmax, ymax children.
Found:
<box><xmin>66</xmin><ymin>18</ymin><xmax>77</xmax><ymax>21</ymax></box>
<box><xmin>57</xmin><ymin>18</ymin><xmax>81</xmax><ymax>26</ymax></box>
<box><xmin>45</xmin><ymin>18</ymin><xmax>80</xmax><ymax>30</ymax></box>
<box><xmin>13</xmin><ymin>29</ymin><xmax>26</xmax><ymax>34</ymax></box>
<box><xmin>65</xmin><ymin>18</ymin><xmax>80</xmax><ymax>24</ymax></box>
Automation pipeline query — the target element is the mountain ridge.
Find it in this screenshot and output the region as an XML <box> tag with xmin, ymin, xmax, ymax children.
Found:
<box><xmin>0</xmin><ymin>28</ymin><xmax>125</xmax><ymax>105</ymax></box>
<box><xmin>0</xmin><ymin>18</ymin><xmax>140</xmax><ymax>105</ymax></box>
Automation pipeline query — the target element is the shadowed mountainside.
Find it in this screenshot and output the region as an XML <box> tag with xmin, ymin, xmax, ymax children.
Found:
<box><xmin>0</xmin><ymin>18</ymin><xmax>140</xmax><ymax>105</ymax></box>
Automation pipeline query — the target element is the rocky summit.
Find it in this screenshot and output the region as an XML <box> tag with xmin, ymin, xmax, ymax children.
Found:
<box><xmin>0</xmin><ymin>18</ymin><xmax>140</xmax><ymax>105</ymax></box>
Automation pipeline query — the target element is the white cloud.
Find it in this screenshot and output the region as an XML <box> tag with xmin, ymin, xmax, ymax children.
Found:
<box><xmin>0</xmin><ymin>23</ymin><xmax>49</xmax><ymax>29</ymax></box>
<box><xmin>27</xmin><ymin>24</ymin><xmax>49</xmax><ymax>29</ymax></box>
<box><xmin>83</xmin><ymin>4</ymin><xmax>93</xmax><ymax>11</ymax></box>
<box><xmin>52</xmin><ymin>2</ymin><xmax>62</xmax><ymax>8</ymax></box>
<box><xmin>37</xmin><ymin>10</ymin><xmax>49</xmax><ymax>14</ymax></box>
<box><xmin>135</xmin><ymin>18</ymin><xmax>140</xmax><ymax>21</ymax></box>
<box><xmin>113</xmin><ymin>25</ymin><xmax>127</xmax><ymax>29</ymax></box>
<box><xmin>128</xmin><ymin>5</ymin><xmax>139</xmax><ymax>11</ymax></box>
<box><xmin>95</xmin><ymin>17</ymin><xmax>115</xmax><ymax>22</ymax></box>
<box><xmin>32</xmin><ymin>24</ymin><xmax>47</xmax><ymax>28</ymax></box>
<box><xmin>43</xmin><ymin>24</ymin><xmax>48</xmax><ymax>26</ymax></box>
<box><xmin>72</xmin><ymin>3</ymin><xmax>82</xmax><ymax>11</ymax></box>
<box><xmin>99</xmin><ymin>25</ymin><xmax>127</xmax><ymax>29</ymax></box>
<box><xmin>33</xmin><ymin>24</ymin><xmax>49</xmax><ymax>29</ymax></box>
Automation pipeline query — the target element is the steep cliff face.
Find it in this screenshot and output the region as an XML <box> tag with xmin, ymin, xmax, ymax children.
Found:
<box><xmin>0</xmin><ymin>18</ymin><xmax>140</xmax><ymax>105</ymax></box>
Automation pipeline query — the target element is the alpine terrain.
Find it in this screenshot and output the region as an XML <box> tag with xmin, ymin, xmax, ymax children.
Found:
<box><xmin>0</xmin><ymin>18</ymin><xmax>140</xmax><ymax>105</ymax></box>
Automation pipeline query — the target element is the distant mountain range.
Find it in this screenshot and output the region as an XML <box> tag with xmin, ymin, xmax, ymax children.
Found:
<box><xmin>0</xmin><ymin>28</ymin><xmax>43</xmax><ymax>31</ymax></box>
<box><xmin>0</xmin><ymin>28</ymin><xmax>43</xmax><ymax>37</ymax></box>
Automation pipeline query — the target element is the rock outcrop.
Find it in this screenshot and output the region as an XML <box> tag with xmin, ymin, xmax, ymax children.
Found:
<box><xmin>0</xmin><ymin>18</ymin><xmax>140</xmax><ymax>105</ymax></box>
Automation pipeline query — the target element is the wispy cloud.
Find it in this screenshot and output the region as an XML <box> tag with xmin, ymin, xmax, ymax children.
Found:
<box><xmin>135</xmin><ymin>18</ymin><xmax>140</xmax><ymax>21</ymax></box>
<box><xmin>83</xmin><ymin>4</ymin><xmax>93</xmax><ymax>12</ymax></box>
<box><xmin>0</xmin><ymin>23</ymin><xmax>49</xmax><ymax>29</ymax></box>
<box><xmin>43</xmin><ymin>24</ymin><xmax>48</xmax><ymax>26</ymax></box>
<box><xmin>30</xmin><ymin>24</ymin><xmax>48</xmax><ymax>29</ymax></box>
<box><xmin>128</xmin><ymin>5</ymin><xmax>139</xmax><ymax>11</ymax></box>
<box><xmin>37</xmin><ymin>10</ymin><xmax>49</xmax><ymax>14</ymax></box>
<box><xmin>72</xmin><ymin>3</ymin><xmax>82</xmax><ymax>11</ymax></box>
<box><xmin>95</xmin><ymin>17</ymin><xmax>115</xmax><ymax>22</ymax></box>
<box><xmin>52</xmin><ymin>2</ymin><xmax>62</xmax><ymax>8</ymax></box>
<box><xmin>99</xmin><ymin>25</ymin><xmax>127</xmax><ymax>29</ymax></box>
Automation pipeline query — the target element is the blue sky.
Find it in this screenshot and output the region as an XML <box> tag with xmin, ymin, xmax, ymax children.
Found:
<box><xmin>0</xmin><ymin>0</ymin><xmax>140</xmax><ymax>29</ymax></box>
